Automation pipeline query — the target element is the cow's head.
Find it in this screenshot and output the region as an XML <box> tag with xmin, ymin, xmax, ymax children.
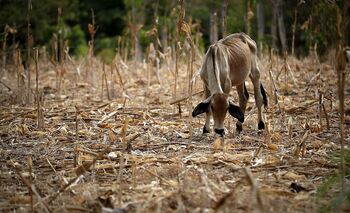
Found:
<box><xmin>192</xmin><ymin>93</ymin><xmax>244</xmax><ymax>136</ymax></box>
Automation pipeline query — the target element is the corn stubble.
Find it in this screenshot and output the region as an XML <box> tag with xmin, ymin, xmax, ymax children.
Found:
<box><xmin>0</xmin><ymin>2</ymin><xmax>349</xmax><ymax>213</ymax></box>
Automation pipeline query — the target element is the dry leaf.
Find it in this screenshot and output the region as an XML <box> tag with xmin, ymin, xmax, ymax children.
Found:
<box><xmin>121</xmin><ymin>117</ymin><xmax>129</xmax><ymax>143</ymax></box>
<box><xmin>302</xmin><ymin>121</ymin><xmax>310</xmax><ymax>130</ymax></box>
<box><xmin>98</xmin><ymin>123</ymin><xmax>113</xmax><ymax>129</ymax></box>
<box><xmin>9</xmin><ymin>195</ymin><xmax>31</xmax><ymax>204</ymax></box>
<box><xmin>108</xmin><ymin>130</ymin><xmax>118</xmax><ymax>143</ymax></box>
<box><xmin>80</xmin><ymin>111</ymin><xmax>90</xmax><ymax>119</ymax></box>
<box><xmin>79</xmin><ymin>154</ymin><xmax>94</xmax><ymax>161</ymax></box>
<box><xmin>180</xmin><ymin>22</ymin><xmax>191</xmax><ymax>35</ymax></box>
<box><xmin>310</xmin><ymin>123</ymin><xmax>322</xmax><ymax>133</ymax></box>
<box><xmin>271</xmin><ymin>132</ymin><xmax>282</xmax><ymax>143</ymax></box>
<box><xmin>77</xmin><ymin>82</ymin><xmax>89</xmax><ymax>88</ymax></box>
<box><xmin>21</xmin><ymin>172</ymin><xmax>35</xmax><ymax>180</ymax></box>
<box><xmin>268</xmin><ymin>143</ymin><xmax>279</xmax><ymax>151</ymax></box>
<box><xmin>315</xmin><ymin>157</ymin><xmax>328</xmax><ymax>165</ymax></box>
<box><xmin>79</xmin><ymin>129</ymin><xmax>93</xmax><ymax>137</ymax></box>
<box><xmin>345</xmin><ymin>115</ymin><xmax>350</xmax><ymax>124</ymax></box>
<box><xmin>16</xmin><ymin>124</ymin><xmax>29</xmax><ymax>135</ymax></box>
<box><xmin>75</xmin><ymin>161</ymin><xmax>94</xmax><ymax>176</ymax></box>
<box><xmin>312</xmin><ymin>140</ymin><xmax>324</xmax><ymax>149</ymax></box>
<box><xmin>59</xmin><ymin>126</ymin><xmax>68</xmax><ymax>136</ymax></box>
<box><xmin>294</xmin><ymin>193</ymin><xmax>310</xmax><ymax>200</ymax></box>
<box><xmin>288</xmin><ymin>117</ymin><xmax>293</xmax><ymax>137</ymax></box>
<box><xmin>25</xmin><ymin>113</ymin><xmax>36</xmax><ymax>119</ymax></box>
<box><xmin>265</xmin><ymin>156</ymin><xmax>281</xmax><ymax>165</ymax></box>
<box><xmin>176</xmin><ymin>132</ymin><xmax>190</xmax><ymax>139</ymax></box>
<box><xmin>284</xmin><ymin>171</ymin><xmax>306</xmax><ymax>181</ymax></box>
<box><xmin>213</xmin><ymin>138</ymin><xmax>222</xmax><ymax>152</ymax></box>
<box><xmin>32</xmin><ymin>131</ymin><xmax>46</xmax><ymax>138</ymax></box>
<box><xmin>261</xmin><ymin>186</ymin><xmax>294</xmax><ymax>197</ymax></box>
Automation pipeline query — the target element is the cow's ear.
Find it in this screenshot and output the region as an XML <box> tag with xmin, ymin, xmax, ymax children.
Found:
<box><xmin>228</xmin><ymin>102</ymin><xmax>244</xmax><ymax>123</ymax></box>
<box><xmin>192</xmin><ymin>101</ymin><xmax>210</xmax><ymax>117</ymax></box>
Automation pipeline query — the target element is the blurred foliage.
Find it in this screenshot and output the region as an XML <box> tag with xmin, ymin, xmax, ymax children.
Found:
<box><xmin>95</xmin><ymin>37</ymin><xmax>117</xmax><ymax>63</ymax></box>
<box><xmin>316</xmin><ymin>149</ymin><xmax>350</xmax><ymax>213</ymax></box>
<box><xmin>297</xmin><ymin>1</ymin><xmax>339</xmax><ymax>55</ymax></box>
<box><xmin>68</xmin><ymin>25</ymin><xmax>88</xmax><ymax>57</ymax></box>
<box><xmin>0</xmin><ymin>0</ymin><xmax>348</xmax><ymax>60</ymax></box>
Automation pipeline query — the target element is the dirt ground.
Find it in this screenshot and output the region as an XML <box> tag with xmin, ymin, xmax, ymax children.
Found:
<box><xmin>0</xmin><ymin>52</ymin><xmax>349</xmax><ymax>212</ymax></box>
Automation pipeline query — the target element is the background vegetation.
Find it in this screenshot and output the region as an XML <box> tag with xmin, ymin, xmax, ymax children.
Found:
<box><xmin>0</xmin><ymin>0</ymin><xmax>349</xmax><ymax>62</ymax></box>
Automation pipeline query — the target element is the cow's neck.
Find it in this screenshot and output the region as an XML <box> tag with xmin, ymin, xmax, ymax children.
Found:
<box><xmin>207</xmin><ymin>64</ymin><xmax>224</xmax><ymax>94</ymax></box>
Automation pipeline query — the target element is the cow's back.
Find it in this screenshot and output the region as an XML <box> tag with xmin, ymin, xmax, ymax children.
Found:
<box><xmin>220</xmin><ymin>33</ymin><xmax>255</xmax><ymax>86</ymax></box>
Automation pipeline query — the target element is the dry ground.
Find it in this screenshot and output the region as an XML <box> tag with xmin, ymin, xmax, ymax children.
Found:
<box><xmin>0</xmin><ymin>52</ymin><xmax>349</xmax><ymax>212</ymax></box>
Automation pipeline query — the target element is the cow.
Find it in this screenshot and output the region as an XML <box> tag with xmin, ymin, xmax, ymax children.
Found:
<box><xmin>192</xmin><ymin>33</ymin><xmax>268</xmax><ymax>137</ymax></box>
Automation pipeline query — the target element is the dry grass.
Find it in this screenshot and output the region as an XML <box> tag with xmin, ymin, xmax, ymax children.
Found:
<box><xmin>0</xmin><ymin>44</ymin><xmax>349</xmax><ymax>212</ymax></box>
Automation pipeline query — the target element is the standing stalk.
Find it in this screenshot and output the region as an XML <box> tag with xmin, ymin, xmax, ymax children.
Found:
<box><xmin>188</xmin><ymin>40</ymin><xmax>195</xmax><ymax>140</ymax></box>
<box><xmin>283</xmin><ymin>51</ymin><xmax>288</xmax><ymax>94</ymax></box>
<box><xmin>178</xmin><ymin>1</ymin><xmax>195</xmax><ymax>140</ymax></box>
<box><xmin>2</xmin><ymin>25</ymin><xmax>9</xmax><ymax>74</ymax></box>
<box><xmin>75</xmin><ymin>106</ymin><xmax>79</xmax><ymax>141</ymax></box>
<box><xmin>174</xmin><ymin>0</ymin><xmax>185</xmax><ymax>109</ymax></box>
<box><xmin>87</xmin><ymin>9</ymin><xmax>96</xmax><ymax>83</ymax></box>
<box><xmin>335</xmin><ymin>4</ymin><xmax>347</xmax><ymax>191</ymax></box>
<box><xmin>110</xmin><ymin>64</ymin><xmax>115</xmax><ymax>99</ymax></box>
<box><xmin>26</xmin><ymin>0</ymin><xmax>32</xmax><ymax>104</ymax></box>
<box><xmin>291</xmin><ymin>8</ymin><xmax>297</xmax><ymax>57</ymax></box>
<box><xmin>103</xmin><ymin>63</ymin><xmax>110</xmax><ymax>101</ymax></box>
<box><xmin>34</xmin><ymin>48</ymin><xmax>43</xmax><ymax>129</ymax></box>
<box><xmin>34</xmin><ymin>48</ymin><xmax>38</xmax><ymax>99</ymax></box>
<box><xmin>16</xmin><ymin>49</ymin><xmax>25</xmax><ymax>104</ymax></box>
<box><xmin>27</xmin><ymin>156</ymin><xmax>34</xmax><ymax>213</ymax></box>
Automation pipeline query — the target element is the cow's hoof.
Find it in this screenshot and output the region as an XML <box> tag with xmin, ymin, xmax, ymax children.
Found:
<box><xmin>258</xmin><ymin>121</ymin><xmax>265</xmax><ymax>130</ymax></box>
<box><xmin>203</xmin><ymin>126</ymin><xmax>210</xmax><ymax>134</ymax></box>
<box><xmin>214</xmin><ymin>128</ymin><xmax>225</xmax><ymax>137</ymax></box>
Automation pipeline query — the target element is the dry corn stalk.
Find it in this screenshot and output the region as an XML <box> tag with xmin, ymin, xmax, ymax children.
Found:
<box><xmin>174</xmin><ymin>0</ymin><xmax>185</xmax><ymax>105</ymax></box>
<box><xmin>178</xmin><ymin>0</ymin><xmax>196</xmax><ymax>140</ymax></box>
<box><xmin>16</xmin><ymin>49</ymin><xmax>25</xmax><ymax>104</ymax></box>
<box><xmin>335</xmin><ymin>3</ymin><xmax>347</xmax><ymax>190</ymax></box>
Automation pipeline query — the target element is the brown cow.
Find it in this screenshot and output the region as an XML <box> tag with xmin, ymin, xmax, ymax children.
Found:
<box><xmin>192</xmin><ymin>33</ymin><xmax>267</xmax><ymax>137</ymax></box>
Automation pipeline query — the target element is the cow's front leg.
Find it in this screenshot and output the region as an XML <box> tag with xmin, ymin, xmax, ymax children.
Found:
<box><xmin>203</xmin><ymin>111</ymin><xmax>211</xmax><ymax>133</ymax></box>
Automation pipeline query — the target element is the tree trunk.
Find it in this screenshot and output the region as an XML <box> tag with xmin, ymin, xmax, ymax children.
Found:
<box><xmin>277</xmin><ymin>0</ymin><xmax>288</xmax><ymax>52</ymax></box>
<box><xmin>256</xmin><ymin>0</ymin><xmax>265</xmax><ymax>53</ymax></box>
<box><xmin>221</xmin><ymin>0</ymin><xmax>228</xmax><ymax>38</ymax></box>
<box><xmin>245</xmin><ymin>0</ymin><xmax>253</xmax><ymax>35</ymax></box>
<box><xmin>210</xmin><ymin>12</ymin><xmax>218</xmax><ymax>44</ymax></box>
<box><xmin>346</xmin><ymin>6</ymin><xmax>350</xmax><ymax>47</ymax></box>
<box><xmin>161</xmin><ymin>26</ymin><xmax>168</xmax><ymax>51</ymax></box>
<box><xmin>136</xmin><ymin>34</ymin><xmax>142</xmax><ymax>61</ymax></box>
<box><xmin>270</xmin><ymin>1</ymin><xmax>278</xmax><ymax>49</ymax></box>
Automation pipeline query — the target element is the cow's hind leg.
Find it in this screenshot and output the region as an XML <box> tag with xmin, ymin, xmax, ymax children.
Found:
<box><xmin>236</xmin><ymin>83</ymin><xmax>249</xmax><ymax>133</ymax></box>
<box><xmin>250</xmin><ymin>69</ymin><xmax>265</xmax><ymax>130</ymax></box>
